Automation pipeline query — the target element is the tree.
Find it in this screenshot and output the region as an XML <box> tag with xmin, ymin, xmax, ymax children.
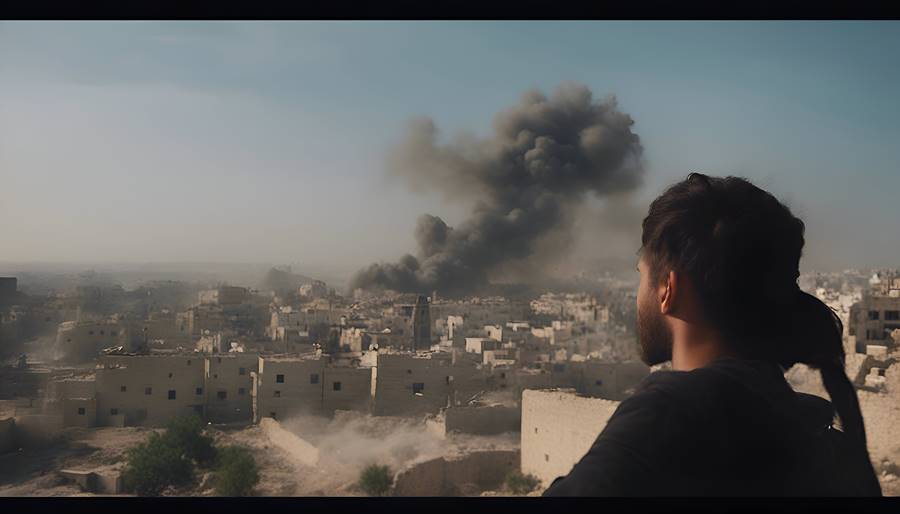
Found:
<box><xmin>505</xmin><ymin>470</ymin><xmax>541</xmax><ymax>495</ymax></box>
<box><xmin>122</xmin><ymin>432</ymin><xmax>194</xmax><ymax>496</ymax></box>
<box><xmin>358</xmin><ymin>464</ymin><xmax>393</xmax><ymax>496</ymax></box>
<box><xmin>213</xmin><ymin>446</ymin><xmax>260</xmax><ymax>496</ymax></box>
<box><xmin>164</xmin><ymin>414</ymin><xmax>217</xmax><ymax>467</ymax></box>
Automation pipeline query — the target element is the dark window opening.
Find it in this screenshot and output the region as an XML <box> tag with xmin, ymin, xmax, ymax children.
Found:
<box><xmin>168</xmin><ymin>372</ymin><xmax>173</xmax><ymax>378</ymax></box>
<box><xmin>217</xmin><ymin>357</ymin><xmax>222</xmax><ymax>363</ymax></box>
<box><xmin>89</xmin><ymin>330</ymin><xmax>94</xmax><ymax>335</ymax></box>
<box><xmin>120</xmin><ymin>385</ymin><xmax>127</xmax><ymax>392</ymax></box>
<box><xmin>406</xmin><ymin>369</ymin><xmax>412</xmax><ymax>374</ymax></box>
<box><xmin>99</xmin><ymin>330</ymin><xmax>105</xmax><ymax>335</ymax></box>
<box><xmin>110</xmin><ymin>408</ymin><xmax>119</xmax><ymax>415</ymax></box>
<box><xmin>333</xmin><ymin>382</ymin><xmax>342</xmax><ymax>391</ymax></box>
<box><xmin>77</xmin><ymin>407</ymin><xmax>85</xmax><ymax>415</ymax></box>
<box><xmin>310</xmin><ymin>373</ymin><xmax>319</xmax><ymax>384</ymax></box>
<box><xmin>886</xmin><ymin>311</ymin><xmax>900</xmax><ymax>321</ymax></box>
<box><xmin>412</xmin><ymin>382</ymin><xmax>425</xmax><ymax>395</ymax></box>
<box><xmin>196</xmin><ymin>387</ymin><xmax>203</xmax><ymax>395</ymax></box>
<box><xmin>238</xmin><ymin>388</ymin><xmax>246</xmax><ymax>395</ymax></box>
<box><xmin>239</xmin><ymin>367</ymin><xmax>246</xmax><ymax>375</ymax></box>
<box><xmin>145</xmin><ymin>387</ymin><xmax>152</xmax><ymax>395</ymax></box>
<box><xmin>168</xmin><ymin>390</ymin><xmax>177</xmax><ymax>400</ymax></box>
<box><xmin>217</xmin><ymin>391</ymin><xmax>227</xmax><ymax>400</ymax></box>
<box><xmin>595</xmin><ymin>380</ymin><xmax>603</xmax><ymax>386</ymax></box>
<box><xmin>276</xmin><ymin>374</ymin><xmax>285</xmax><ymax>383</ymax></box>
<box><xmin>187</xmin><ymin>360</ymin><xmax>191</xmax><ymax>365</ymax></box>
<box><xmin>274</xmin><ymin>390</ymin><xmax>281</xmax><ymax>398</ymax></box>
<box><xmin>868</xmin><ymin>310</ymin><xmax>880</xmax><ymax>320</ymax></box>
<box><xmin>270</xmin><ymin>412</ymin><xmax>277</xmax><ymax>419</ymax></box>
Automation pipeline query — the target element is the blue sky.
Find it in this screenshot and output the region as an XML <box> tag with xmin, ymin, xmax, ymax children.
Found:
<box><xmin>1</xmin><ymin>21</ymin><xmax>898</xmax><ymax>273</ymax></box>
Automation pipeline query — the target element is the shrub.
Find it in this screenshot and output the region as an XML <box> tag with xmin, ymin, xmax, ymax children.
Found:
<box><xmin>122</xmin><ymin>432</ymin><xmax>194</xmax><ymax>496</ymax></box>
<box><xmin>213</xmin><ymin>446</ymin><xmax>260</xmax><ymax>496</ymax></box>
<box><xmin>358</xmin><ymin>464</ymin><xmax>393</xmax><ymax>496</ymax></box>
<box><xmin>163</xmin><ymin>414</ymin><xmax>217</xmax><ymax>467</ymax></box>
<box><xmin>505</xmin><ymin>470</ymin><xmax>541</xmax><ymax>495</ymax></box>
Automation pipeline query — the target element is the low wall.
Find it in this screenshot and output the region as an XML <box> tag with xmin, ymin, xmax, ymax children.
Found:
<box><xmin>392</xmin><ymin>450</ymin><xmax>519</xmax><ymax>496</ymax></box>
<box><xmin>445</xmin><ymin>405</ymin><xmax>520</xmax><ymax>435</ymax></box>
<box><xmin>520</xmin><ymin>389</ymin><xmax>620</xmax><ymax>488</ymax></box>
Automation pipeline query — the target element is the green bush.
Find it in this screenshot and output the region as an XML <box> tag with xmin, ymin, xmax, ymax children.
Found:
<box><xmin>505</xmin><ymin>470</ymin><xmax>541</xmax><ymax>495</ymax></box>
<box><xmin>213</xmin><ymin>446</ymin><xmax>260</xmax><ymax>497</ymax></box>
<box><xmin>163</xmin><ymin>414</ymin><xmax>217</xmax><ymax>467</ymax></box>
<box><xmin>122</xmin><ymin>432</ymin><xmax>194</xmax><ymax>496</ymax></box>
<box><xmin>358</xmin><ymin>464</ymin><xmax>393</xmax><ymax>496</ymax></box>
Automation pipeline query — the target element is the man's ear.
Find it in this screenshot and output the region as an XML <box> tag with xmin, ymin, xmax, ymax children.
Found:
<box><xmin>659</xmin><ymin>270</ymin><xmax>677</xmax><ymax>315</ymax></box>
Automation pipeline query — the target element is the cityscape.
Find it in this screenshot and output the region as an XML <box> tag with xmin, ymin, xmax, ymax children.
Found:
<box><xmin>1</xmin><ymin>21</ymin><xmax>899</xmax><ymax>497</ymax></box>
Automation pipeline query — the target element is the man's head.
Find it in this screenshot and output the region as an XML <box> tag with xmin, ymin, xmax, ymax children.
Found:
<box><xmin>635</xmin><ymin>173</ymin><xmax>832</xmax><ymax>368</ymax></box>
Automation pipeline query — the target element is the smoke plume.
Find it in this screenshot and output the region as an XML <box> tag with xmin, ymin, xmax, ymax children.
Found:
<box><xmin>351</xmin><ymin>82</ymin><xmax>644</xmax><ymax>295</ymax></box>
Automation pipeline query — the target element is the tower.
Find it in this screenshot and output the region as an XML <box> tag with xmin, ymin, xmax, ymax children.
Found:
<box><xmin>411</xmin><ymin>295</ymin><xmax>431</xmax><ymax>351</ymax></box>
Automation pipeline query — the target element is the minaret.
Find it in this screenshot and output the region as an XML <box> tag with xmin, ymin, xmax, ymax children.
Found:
<box><xmin>411</xmin><ymin>295</ymin><xmax>431</xmax><ymax>351</ymax></box>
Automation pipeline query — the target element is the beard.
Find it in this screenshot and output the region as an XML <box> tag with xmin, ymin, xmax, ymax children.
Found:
<box><xmin>637</xmin><ymin>294</ymin><xmax>673</xmax><ymax>366</ymax></box>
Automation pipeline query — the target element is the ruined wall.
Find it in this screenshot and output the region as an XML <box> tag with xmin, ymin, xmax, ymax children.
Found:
<box><xmin>205</xmin><ymin>353</ymin><xmax>257</xmax><ymax>424</ymax></box>
<box><xmin>445</xmin><ymin>405</ymin><xmax>520</xmax><ymax>435</ymax></box>
<box><xmin>392</xmin><ymin>450</ymin><xmax>520</xmax><ymax>496</ymax></box>
<box><xmin>95</xmin><ymin>355</ymin><xmax>205</xmax><ymax>427</ymax></box>
<box><xmin>323</xmin><ymin>366</ymin><xmax>372</xmax><ymax>414</ymax></box>
<box><xmin>520</xmin><ymin>389</ymin><xmax>620</xmax><ymax>488</ymax></box>
<box><xmin>257</xmin><ymin>357</ymin><xmax>326</xmax><ymax>420</ymax></box>
<box><xmin>56</xmin><ymin>320</ymin><xmax>130</xmax><ymax>363</ymax></box>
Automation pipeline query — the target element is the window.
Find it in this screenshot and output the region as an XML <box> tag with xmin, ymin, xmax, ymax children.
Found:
<box><xmin>120</xmin><ymin>385</ymin><xmax>127</xmax><ymax>392</ymax></box>
<box><xmin>276</xmin><ymin>374</ymin><xmax>285</xmax><ymax>383</ymax></box>
<box><xmin>534</xmin><ymin>428</ymin><xmax>538</xmax><ymax>434</ymax></box>
<box><xmin>77</xmin><ymin>407</ymin><xmax>85</xmax><ymax>415</ymax></box>
<box><xmin>110</xmin><ymin>408</ymin><xmax>119</xmax><ymax>415</ymax></box>
<box><xmin>310</xmin><ymin>374</ymin><xmax>319</xmax><ymax>384</ymax></box>
<box><xmin>217</xmin><ymin>391</ymin><xmax>227</xmax><ymax>400</ymax></box>
<box><xmin>238</xmin><ymin>388</ymin><xmax>246</xmax><ymax>395</ymax></box>
<box><xmin>218</xmin><ymin>357</ymin><xmax>222</xmax><ymax>363</ymax></box>
<box><xmin>270</xmin><ymin>412</ymin><xmax>277</xmax><ymax>419</ymax></box>
<box><xmin>406</xmin><ymin>369</ymin><xmax>412</xmax><ymax>374</ymax></box>
<box><xmin>886</xmin><ymin>311</ymin><xmax>900</xmax><ymax>321</ymax></box>
<box><xmin>187</xmin><ymin>360</ymin><xmax>191</xmax><ymax>366</ymax></box>
<box><xmin>500</xmin><ymin>372</ymin><xmax>506</xmax><ymax>379</ymax></box>
<box><xmin>168</xmin><ymin>390</ymin><xmax>177</xmax><ymax>400</ymax></box>
<box><xmin>89</xmin><ymin>330</ymin><xmax>94</xmax><ymax>335</ymax></box>
<box><xmin>168</xmin><ymin>372</ymin><xmax>173</xmax><ymax>378</ymax></box>
<box><xmin>145</xmin><ymin>387</ymin><xmax>152</xmax><ymax>395</ymax></box>
<box><xmin>213</xmin><ymin>374</ymin><xmax>218</xmax><ymax>379</ymax></box>
<box><xmin>99</xmin><ymin>330</ymin><xmax>105</xmax><ymax>335</ymax></box>
<box><xmin>545</xmin><ymin>454</ymin><xmax>550</xmax><ymax>462</ymax></box>
<box><xmin>412</xmin><ymin>383</ymin><xmax>425</xmax><ymax>395</ymax></box>
<box><xmin>595</xmin><ymin>379</ymin><xmax>603</xmax><ymax>386</ymax></box>
<box><xmin>239</xmin><ymin>367</ymin><xmax>246</xmax><ymax>376</ymax></box>
<box><xmin>333</xmin><ymin>382</ymin><xmax>342</xmax><ymax>391</ymax></box>
<box><xmin>274</xmin><ymin>391</ymin><xmax>281</xmax><ymax>398</ymax></box>
<box><xmin>868</xmin><ymin>310</ymin><xmax>880</xmax><ymax>320</ymax></box>
<box><xmin>196</xmin><ymin>387</ymin><xmax>203</xmax><ymax>395</ymax></box>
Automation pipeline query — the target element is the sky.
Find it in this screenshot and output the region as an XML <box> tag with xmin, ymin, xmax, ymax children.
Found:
<box><xmin>1</xmin><ymin>21</ymin><xmax>899</xmax><ymax>275</ymax></box>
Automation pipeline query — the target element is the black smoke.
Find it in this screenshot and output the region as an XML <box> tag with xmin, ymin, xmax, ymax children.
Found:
<box><xmin>350</xmin><ymin>82</ymin><xmax>644</xmax><ymax>296</ymax></box>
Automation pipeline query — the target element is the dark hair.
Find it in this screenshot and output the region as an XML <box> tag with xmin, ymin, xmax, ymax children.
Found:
<box><xmin>640</xmin><ymin>173</ymin><xmax>873</xmax><ymax>475</ymax></box>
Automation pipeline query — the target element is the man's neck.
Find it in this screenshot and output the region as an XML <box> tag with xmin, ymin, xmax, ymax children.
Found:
<box><xmin>670</xmin><ymin>325</ymin><xmax>729</xmax><ymax>371</ymax></box>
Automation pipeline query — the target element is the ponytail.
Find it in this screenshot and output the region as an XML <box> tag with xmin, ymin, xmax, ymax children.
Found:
<box><xmin>785</xmin><ymin>291</ymin><xmax>881</xmax><ymax>495</ymax></box>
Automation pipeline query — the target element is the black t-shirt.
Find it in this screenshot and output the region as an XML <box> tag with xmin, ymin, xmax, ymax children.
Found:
<box><xmin>542</xmin><ymin>357</ymin><xmax>882</xmax><ymax>497</ymax></box>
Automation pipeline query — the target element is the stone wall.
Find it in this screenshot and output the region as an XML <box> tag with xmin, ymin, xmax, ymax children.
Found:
<box><xmin>392</xmin><ymin>450</ymin><xmax>520</xmax><ymax>496</ymax></box>
<box><xmin>520</xmin><ymin>389</ymin><xmax>620</xmax><ymax>488</ymax></box>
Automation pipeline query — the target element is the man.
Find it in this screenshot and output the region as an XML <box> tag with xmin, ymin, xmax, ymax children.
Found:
<box><xmin>543</xmin><ymin>173</ymin><xmax>882</xmax><ymax>496</ymax></box>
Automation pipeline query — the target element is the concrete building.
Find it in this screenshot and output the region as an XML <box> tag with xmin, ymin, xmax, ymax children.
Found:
<box><xmin>205</xmin><ymin>354</ymin><xmax>258</xmax><ymax>424</ymax></box>
<box><xmin>520</xmin><ymin>389</ymin><xmax>620</xmax><ymax>488</ymax></box>
<box><xmin>371</xmin><ymin>352</ymin><xmax>453</xmax><ymax>416</ymax></box>
<box><xmin>850</xmin><ymin>289</ymin><xmax>900</xmax><ymax>353</ymax></box>
<box><xmin>95</xmin><ymin>354</ymin><xmax>206</xmax><ymax>426</ymax></box>
<box><xmin>254</xmin><ymin>355</ymin><xmax>326</xmax><ymax>421</ymax></box>
<box><xmin>322</xmin><ymin>365</ymin><xmax>373</xmax><ymax>414</ymax></box>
